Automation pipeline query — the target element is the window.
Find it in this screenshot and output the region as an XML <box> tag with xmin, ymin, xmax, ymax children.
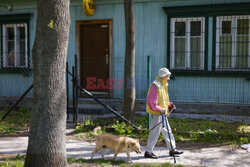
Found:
<box><xmin>2</xmin><ymin>23</ymin><xmax>28</xmax><ymax>68</ymax></box>
<box><xmin>216</xmin><ymin>15</ymin><xmax>250</xmax><ymax>70</ymax></box>
<box><xmin>170</xmin><ymin>17</ymin><xmax>205</xmax><ymax>70</ymax></box>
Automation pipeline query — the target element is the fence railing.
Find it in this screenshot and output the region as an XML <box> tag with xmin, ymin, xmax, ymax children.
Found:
<box><xmin>1</xmin><ymin>54</ymin><xmax>249</xmax><ymax>124</ymax></box>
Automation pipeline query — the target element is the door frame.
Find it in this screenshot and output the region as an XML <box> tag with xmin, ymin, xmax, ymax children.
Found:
<box><xmin>76</xmin><ymin>19</ymin><xmax>113</xmax><ymax>98</ymax></box>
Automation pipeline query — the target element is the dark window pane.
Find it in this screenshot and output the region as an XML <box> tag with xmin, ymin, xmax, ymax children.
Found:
<box><xmin>175</xmin><ymin>22</ymin><xmax>185</xmax><ymax>36</ymax></box>
<box><xmin>7</xmin><ymin>41</ymin><xmax>14</xmax><ymax>66</ymax></box>
<box><xmin>191</xmin><ymin>21</ymin><xmax>201</xmax><ymax>36</ymax></box>
<box><xmin>175</xmin><ymin>38</ymin><xmax>186</xmax><ymax>68</ymax></box>
<box><xmin>7</xmin><ymin>51</ymin><xmax>15</xmax><ymax>66</ymax></box>
<box><xmin>219</xmin><ymin>36</ymin><xmax>232</xmax><ymax>68</ymax></box>
<box><xmin>191</xmin><ymin>38</ymin><xmax>201</xmax><ymax>68</ymax></box>
<box><xmin>20</xmin><ymin>40</ymin><xmax>26</xmax><ymax>66</ymax></box>
<box><xmin>236</xmin><ymin>36</ymin><xmax>248</xmax><ymax>68</ymax></box>
<box><xmin>7</xmin><ymin>27</ymin><xmax>14</xmax><ymax>40</ymax></box>
<box><xmin>222</xmin><ymin>21</ymin><xmax>231</xmax><ymax>34</ymax></box>
<box><xmin>7</xmin><ymin>41</ymin><xmax>14</xmax><ymax>53</ymax></box>
<box><xmin>237</xmin><ymin>19</ymin><xmax>249</xmax><ymax>35</ymax></box>
<box><xmin>19</xmin><ymin>27</ymin><xmax>26</xmax><ymax>39</ymax></box>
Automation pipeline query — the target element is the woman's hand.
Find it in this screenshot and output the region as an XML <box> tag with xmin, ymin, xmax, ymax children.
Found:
<box><xmin>159</xmin><ymin>108</ymin><xmax>166</xmax><ymax>114</ymax></box>
<box><xmin>168</xmin><ymin>102</ymin><xmax>175</xmax><ymax>111</ymax></box>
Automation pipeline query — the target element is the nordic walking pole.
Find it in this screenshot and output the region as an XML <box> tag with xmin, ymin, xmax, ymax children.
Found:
<box><xmin>162</xmin><ymin>113</ymin><xmax>176</xmax><ymax>163</ymax></box>
<box><xmin>149</xmin><ymin>106</ymin><xmax>176</xmax><ymax>132</ymax></box>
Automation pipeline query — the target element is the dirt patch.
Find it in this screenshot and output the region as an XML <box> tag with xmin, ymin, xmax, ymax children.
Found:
<box><xmin>0</xmin><ymin>130</ymin><xmax>29</xmax><ymax>137</ymax></box>
<box><xmin>0</xmin><ymin>153</ymin><xmax>20</xmax><ymax>161</ymax></box>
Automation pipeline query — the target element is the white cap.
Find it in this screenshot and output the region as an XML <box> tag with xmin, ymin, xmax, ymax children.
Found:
<box><xmin>158</xmin><ymin>68</ymin><xmax>171</xmax><ymax>78</ymax></box>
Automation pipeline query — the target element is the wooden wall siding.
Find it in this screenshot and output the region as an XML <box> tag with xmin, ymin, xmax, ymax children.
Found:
<box><xmin>0</xmin><ymin>74</ymin><xmax>33</xmax><ymax>96</ymax></box>
<box><xmin>70</xmin><ymin>0</ymin><xmax>250</xmax><ymax>103</ymax></box>
<box><xmin>169</xmin><ymin>77</ymin><xmax>250</xmax><ymax>104</ymax></box>
<box><xmin>0</xmin><ymin>0</ymin><xmax>250</xmax><ymax>104</ymax></box>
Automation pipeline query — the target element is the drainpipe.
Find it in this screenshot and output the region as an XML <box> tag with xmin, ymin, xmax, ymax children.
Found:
<box><xmin>147</xmin><ymin>54</ymin><xmax>151</xmax><ymax>129</ymax></box>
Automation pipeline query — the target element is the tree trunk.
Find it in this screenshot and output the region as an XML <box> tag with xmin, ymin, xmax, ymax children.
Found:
<box><xmin>24</xmin><ymin>0</ymin><xmax>70</xmax><ymax>166</ymax></box>
<box><xmin>123</xmin><ymin>0</ymin><xmax>136</xmax><ymax>123</ymax></box>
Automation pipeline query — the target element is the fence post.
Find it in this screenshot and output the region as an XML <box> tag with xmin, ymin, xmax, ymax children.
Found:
<box><xmin>72</xmin><ymin>66</ymin><xmax>76</xmax><ymax>122</ymax></box>
<box><xmin>66</xmin><ymin>62</ymin><xmax>69</xmax><ymax>121</ymax></box>
<box><xmin>74</xmin><ymin>54</ymin><xmax>78</xmax><ymax>122</ymax></box>
<box><xmin>147</xmin><ymin>54</ymin><xmax>151</xmax><ymax>129</ymax></box>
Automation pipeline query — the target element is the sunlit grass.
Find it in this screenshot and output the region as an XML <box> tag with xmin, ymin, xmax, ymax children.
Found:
<box><xmin>74</xmin><ymin>116</ymin><xmax>250</xmax><ymax>145</ymax></box>
<box><xmin>238</xmin><ymin>124</ymin><xmax>250</xmax><ymax>133</ymax></box>
<box><xmin>0</xmin><ymin>106</ymin><xmax>30</xmax><ymax>135</ymax></box>
<box><xmin>0</xmin><ymin>156</ymin><xmax>183</xmax><ymax>167</ymax></box>
<box><xmin>67</xmin><ymin>157</ymin><xmax>184</xmax><ymax>167</ymax></box>
<box><xmin>0</xmin><ymin>155</ymin><xmax>25</xmax><ymax>167</ymax></box>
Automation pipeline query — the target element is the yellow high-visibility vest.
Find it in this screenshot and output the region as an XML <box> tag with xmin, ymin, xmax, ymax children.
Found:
<box><xmin>146</xmin><ymin>77</ymin><xmax>170</xmax><ymax>115</ymax></box>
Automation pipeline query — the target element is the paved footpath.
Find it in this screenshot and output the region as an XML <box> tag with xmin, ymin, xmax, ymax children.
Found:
<box><xmin>0</xmin><ymin>136</ymin><xmax>249</xmax><ymax>167</ymax></box>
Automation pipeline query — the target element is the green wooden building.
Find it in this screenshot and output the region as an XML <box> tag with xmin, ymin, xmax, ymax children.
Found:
<box><xmin>0</xmin><ymin>0</ymin><xmax>249</xmax><ymax>108</ymax></box>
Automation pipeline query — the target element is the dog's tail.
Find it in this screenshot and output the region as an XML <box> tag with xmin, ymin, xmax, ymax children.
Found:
<box><xmin>93</xmin><ymin>126</ymin><xmax>101</xmax><ymax>136</ymax></box>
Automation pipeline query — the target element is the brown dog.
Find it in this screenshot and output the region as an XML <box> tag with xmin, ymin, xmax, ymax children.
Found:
<box><xmin>91</xmin><ymin>126</ymin><xmax>141</xmax><ymax>162</ymax></box>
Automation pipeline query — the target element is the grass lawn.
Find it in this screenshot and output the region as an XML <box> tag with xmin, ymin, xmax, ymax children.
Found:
<box><xmin>1</xmin><ymin>106</ymin><xmax>249</xmax><ymax>145</ymax></box>
<box><xmin>74</xmin><ymin>115</ymin><xmax>250</xmax><ymax>146</ymax></box>
<box><xmin>0</xmin><ymin>106</ymin><xmax>30</xmax><ymax>136</ymax></box>
<box><xmin>0</xmin><ymin>155</ymin><xmax>185</xmax><ymax>167</ymax></box>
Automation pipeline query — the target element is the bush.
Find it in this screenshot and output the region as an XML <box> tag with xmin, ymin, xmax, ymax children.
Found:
<box><xmin>73</xmin><ymin>116</ymin><xmax>250</xmax><ymax>145</ymax></box>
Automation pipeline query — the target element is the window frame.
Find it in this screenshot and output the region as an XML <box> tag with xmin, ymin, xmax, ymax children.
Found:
<box><xmin>0</xmin><ymin>14</ymin><xmax>31</xmax><ymax>74</ymax></box>
<box><xmin>215</xmin><ymin>15</ymin><xmax>250</xmax><ymax>71</ymax></box>
<box><xmin>2</xmin><ymin>23</ymin><xmax>28</xmax><ymax>68</ymax></box>
<box><xmin>163</xmin><ymin>2</ymin><xmax>250</xmax><ymax>78</ymax></box>
<box><xmin>170</xmin><ymin>17</ymin><xmax>205</xmax><ymax>70</ymax></box>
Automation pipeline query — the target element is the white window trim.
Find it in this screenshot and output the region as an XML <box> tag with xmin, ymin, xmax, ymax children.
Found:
<box><xmin>170</xmin><ymin>17</ymin><xmax>205</xmax><ymax>70</ymax></box>
<box><xmin>2</xmin><ymin>23</ymin><xmax>28</xmax><ymax>68</ymax></box>
<box><xmin>216</xmin><ymin>15</ymin><xmax>250</xmax><ymax>70</ymax></box>
<box><xmin>2</xmin><ymin>25</ymin><xmax>7</xmax><ymax>67</ymax></box>
<box><xmin>249</xmin><ymin>19</ymin><xmax>250</xmax><ymax>68</ymax></box>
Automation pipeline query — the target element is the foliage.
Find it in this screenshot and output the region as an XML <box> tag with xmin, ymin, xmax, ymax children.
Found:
<box><xmin>67</xmin><ymin>157</ymin><xmax>183</xmax><ymax>167</ymax></box>
<box><xmin>1</xmin><ymin>156</ymin><xmax>183</xmax><ymax>167</ymax></box>
<box><xmin>169</xmin><ymin>117</ymin><xmax>250</xmax><ymax>144</ymax></box>
<box><xmin>74</xmin><ymin>116</ymin><xmax>250</xmax><ymax>145</ymax></box>
<box><xmin>240</xmin><ymin>137</ymin><xmax>249</xmax><ymax>144</ymax></box>
<box><xmin>0</xmin><ymin>106</ymin><xmax>30</xmax><ymax>134</ymax></box>
<box><xmin>75</xmin><ymin>120</ymin><xmax>94</xmax><ymax>133</ymax></box>
<box><xmin>0</xmin><ymin>154</ymin><xmax>25</xmax><ymax>167</ymax></box>
<box><xmin>112</xmin><ymin>121</ymin><xmax>133</xmax><ymax>135</ymax></box>
<box><xmin>190</xmin><ymin>129</ymin><xmax>218</xmax><ymax>142</ymax></box>
<box><xmin>68</xmin><ymin>157</ymin><xmax>126</xmax><ymax>166</ymax></box>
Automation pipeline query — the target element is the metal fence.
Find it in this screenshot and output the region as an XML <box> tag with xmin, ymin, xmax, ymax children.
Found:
<box><xmin>0</xmin><ymin>55</ymin><xmax>249</xmax><ymax>123</ymax></box>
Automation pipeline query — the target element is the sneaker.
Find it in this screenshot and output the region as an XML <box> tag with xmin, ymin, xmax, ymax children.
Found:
<box><xmin>169</xmin><ymin>149</ymin><xmax>183</xmax><ymax>156</ymax></box>
<box><xmin>144</xmin><ymin>151</ymin><xmax>158</xmax><ymax>159</ymax></box>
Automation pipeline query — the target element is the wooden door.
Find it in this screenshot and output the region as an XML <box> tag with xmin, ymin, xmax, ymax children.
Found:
<box><xmin>78</xmin><ymin>20</ymin><xmax>111</xmax><ymax>94</ymax></box>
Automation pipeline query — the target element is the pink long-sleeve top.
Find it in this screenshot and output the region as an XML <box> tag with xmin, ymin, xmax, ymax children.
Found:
<box><xmin>147</xmin><ymin>84</ymin><xmax>164</xmax><ymax>112</ymax></box>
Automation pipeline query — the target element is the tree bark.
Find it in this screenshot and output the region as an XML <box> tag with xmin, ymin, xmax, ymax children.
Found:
<box><xmin>123</xmin><ymin>0</ymin><xmax>136</xmax><ymax>123</ymax></box>
<box><xmin>24</xmin><ymin>0</ymin><xmax>70</xmax><ymax>166</ymax></box>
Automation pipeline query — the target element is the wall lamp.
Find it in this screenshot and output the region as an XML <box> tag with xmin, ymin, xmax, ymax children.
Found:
<box><xmin>0</xmin><ymin>6</ymin><xmax>12</xmax><ymax>11</ymax></box>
